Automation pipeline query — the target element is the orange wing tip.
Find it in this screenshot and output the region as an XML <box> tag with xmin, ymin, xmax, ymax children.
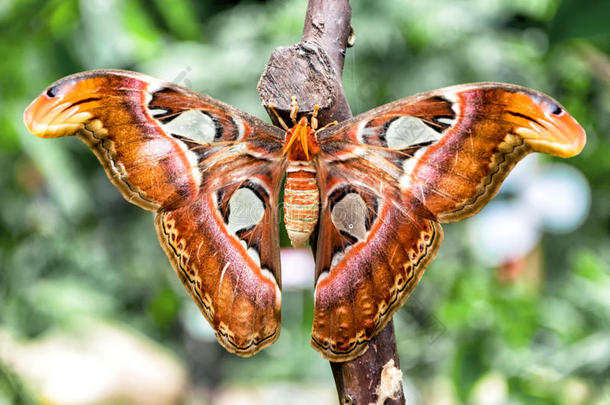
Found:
<box><xmin>24</xmin><ymin>93</ymin><xmax>93</xmax><ymax>139</ymax></box>
<box><xmin>517</xmin><ymin>116</ymin><xmax>586</xmax><ymax>158</ymax></box>
<box><xmin>510</xmin><ymin>91</ymin><xmax>587</xmax><ymax>158</ymax></box>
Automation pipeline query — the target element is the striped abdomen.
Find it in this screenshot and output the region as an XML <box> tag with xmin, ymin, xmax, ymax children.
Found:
<box><xmin>283</xmin><ymin>165</ymin><xmax>319</xmax><ymax>247</ymax></box>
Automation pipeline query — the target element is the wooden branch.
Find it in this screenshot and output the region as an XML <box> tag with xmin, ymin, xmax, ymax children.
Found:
<box><xmin>257</xmin><ymin>1</ymin><xmax>405</xmax><ymax>404</ymax></box>
<box><xmin>257</xmin><ymin>0</ymin><xmax>351</xmax><ymax>126</ymax></box>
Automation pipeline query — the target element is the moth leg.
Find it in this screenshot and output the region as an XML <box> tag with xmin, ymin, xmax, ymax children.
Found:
<box><xmin>268</xmin><ymin>104</ymin><xmax>290</xmax><ymax>131</ymax></box>
<box><xmin>290</xmin><ymin>95</ymin><xmax>299</xmax><ymax>124</ymax></box>
<box><xmin>316</xmin><ymin>120</ymin><xmax>339</xmax><ymax>132</ymax></box>
<box><xmin>311</xmin><ymin>104</ymin><xmax>320</xmax><ymax>130</ymax></box>
<box><xmin>311</xmin><ymin>103</ymin><xmax>338</xmax><ymax>132</ymax></box>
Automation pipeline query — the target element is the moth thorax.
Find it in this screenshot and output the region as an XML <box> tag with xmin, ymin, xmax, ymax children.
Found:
<box><xmin>283</xmin><ymin>167</ymin><xmax>319</xmax><ymax>247</ymax></box>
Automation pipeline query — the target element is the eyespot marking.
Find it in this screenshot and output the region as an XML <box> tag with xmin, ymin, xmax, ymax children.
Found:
<box><xmin>385</xmin><ymin>116</ymin><xmax>442</xmax><ymax>149</ymax></box>
<box><xmin>330</xmin><ymin>193</ymin><xmax>368</xmax><ymax>241</ymax></box>
<box><xmin>549</xmin><ymin>101</ymin><xmax>563</xmax><ymax>116</ymax></box>
<box><xmin>159</xmin><ymin>110</ymin><xmax>217</xmax><ymax>144</ymax></box>
<box><xmin>226</xmin><ymin>187</ymin><xmax>265</xmax><ymax>235</ymax></box>
<box><xmin>46</xmin><ymin>85</ymin><xmax>59</xmax><ymax>98</ymax></box>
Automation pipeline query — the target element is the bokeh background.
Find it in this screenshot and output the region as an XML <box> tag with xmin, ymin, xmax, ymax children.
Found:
<box><xmin>1</xmin><ymin>0</ymin><xmax>609</xmax><ymax>404</ymax></box>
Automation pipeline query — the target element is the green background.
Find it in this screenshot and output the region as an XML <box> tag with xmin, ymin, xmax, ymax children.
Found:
<box><xmin>0</xmin><ymin>0</ymin><xmax>608</xmax><ymax>404</ymax></box>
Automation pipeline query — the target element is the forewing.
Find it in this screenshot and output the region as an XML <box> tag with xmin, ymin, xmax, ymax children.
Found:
<box><xmin>24</xmin><ymin>70</ymin><xmax>286</xmax><ymax>356</ymax></box>
<box><xmin>311</xmin><ymin>83</ymin><xmax>585</xmax><ymax>361</ymax></box>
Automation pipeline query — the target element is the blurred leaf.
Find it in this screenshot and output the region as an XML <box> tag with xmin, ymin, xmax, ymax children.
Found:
<box><xmin>549</xmin><ymin>0</ymin><xmax>610</xmax><ymax>44</ymax></box>
<box><xmin>27</xmin><ymin>278</ymin><xmax>119</xmax><ymax>321</ymax></box>
<box><xmin>120</xmin><ymin>0</ymin><xmax>162</xmax><ymax>60</ymax></box>
<box><xmin>452</xmin><ymin>333</ymin><xmax>487</xmax><ymax>401</ymax></box>
<box><xmin>151</xmin><ymin>0</ymin><xmax>201</xmax><ymax>41</ymax></box>
<box><xmin>573</xmin><ymin>248</ymin><xmax>608</xmax><ymax>282</ymax></box>
<box><xmin>17</xmin><ymin>115</ymin><xmax>89</xmax><ymax>219</ymax></box>
<box><xmin>47</xmin><ymin>0</ymin><xmax>79</xmax><ymax>39</ymax></box>
<box><xmin>148</xmin><ymin>288</ymin><xmax>180</xmax><ymax>330</ymax></box>
<box><xmin>0</xmin><ymin>362</ymin><xmax>37</xmax><ymax>405</ymax></box>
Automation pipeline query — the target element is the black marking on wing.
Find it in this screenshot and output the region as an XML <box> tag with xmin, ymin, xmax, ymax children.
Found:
<box><xmin>217</xmin><ymin>189</ymin><xmax>231</xmax><ymax>224</ymax></box>
<box><xmin>507</xmin><ymin>111</ymin><xmax>547</xmax><ymax>129</ymax></box>
<box><xmin>170</xmin><ymin>134</ymin><xmax>214</xmax><ymax>163</ymax></box>
<box><xmin>364</xmin><ymin>197</ymin><xmax>379</xmax><ymax>231</ymax></box>
<box><xmin>149</xmin><ymin>88</ymin><xmax>178</xmax><ymax>123</ymax></box>
<box><xmin>46</xmin><ymin>85</ymin><xmax>59</xmax><ymax>98</ymax></box>
<box><xmin>244</xmin><ymin>180</ymin><xmax>269</xmax><ymax>210</ymax></box>
<box><xmin>422</xmin><ymin>115</ymin><xmax>453</xmax><ymax>133</ymax></box>
<box><xmin>337</xmin><ymin>230</ymin><xmax>359</xmax><ymax>245</ymax></box>
<box><xmin>206</xmin><ymin>112</ymin><xmax>225</xmax><ymax>141</ymax></box>
<box><xmin>69</xmin><ymin>97</ymin><xmax>102</xmax><ymax>107</ymax></box>
<box><xmin>549</xmin><ymin>103</ymin><xmax>563</xmax><ymax>115</ymax></box>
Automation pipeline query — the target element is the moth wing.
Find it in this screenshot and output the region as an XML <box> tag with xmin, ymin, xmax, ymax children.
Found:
<box><xmin>25</xmin><ymin>70</ymin><xmax>286</xmax><ymax>355</ymax></box>
<box><xmin>311</xmin><ymin>83</ymin><xmax>585</xmax><ymax>360</ymax></box>
<box><xmin>317</xmin><ymin>82</ymin><xmax>585</xmax><ymax>222</ymax></box>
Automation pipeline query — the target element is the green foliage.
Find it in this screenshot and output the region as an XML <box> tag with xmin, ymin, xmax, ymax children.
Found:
<box><xmin>550</xmin><ymin>0</ymin><xmax>610</xmax><ymax>45</ymax></box>
<box><xmin>0</xmin><ymin>363</ymin><xmax>37</xmax><ymax>405</ymax></box>
<box><xmin>0</xmin><ymin>0</ymin><xmax>608</xmax><ymax>404</ymax></box>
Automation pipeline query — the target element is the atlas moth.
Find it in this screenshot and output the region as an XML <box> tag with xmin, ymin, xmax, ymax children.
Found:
<box><xmin>24</xmin><ymin>70</ymin><xmax>585</xmax><ymax>361</ymax></box>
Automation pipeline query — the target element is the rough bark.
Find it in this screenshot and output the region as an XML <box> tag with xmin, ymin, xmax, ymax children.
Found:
<box><xmin>257</xmin><ymin>1</ymin><xmax>405</xmax><ymax>404</ymax></box>
<box><xmin>257</xmin><ymin>0</ymin><xmax>352</xmax><ymax>126</ymax></box>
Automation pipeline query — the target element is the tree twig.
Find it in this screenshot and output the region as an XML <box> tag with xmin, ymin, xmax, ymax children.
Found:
<box><xmin>257</xmin><ymin>1</ymin><xmax>405</xmax><ymax>403</ymax></box>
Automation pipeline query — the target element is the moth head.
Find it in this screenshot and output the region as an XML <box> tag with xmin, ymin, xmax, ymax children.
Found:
<box><xmin>282</xmin><ymin>116</ymin><xmax>320</xmax><ymax>161</ymax></box>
